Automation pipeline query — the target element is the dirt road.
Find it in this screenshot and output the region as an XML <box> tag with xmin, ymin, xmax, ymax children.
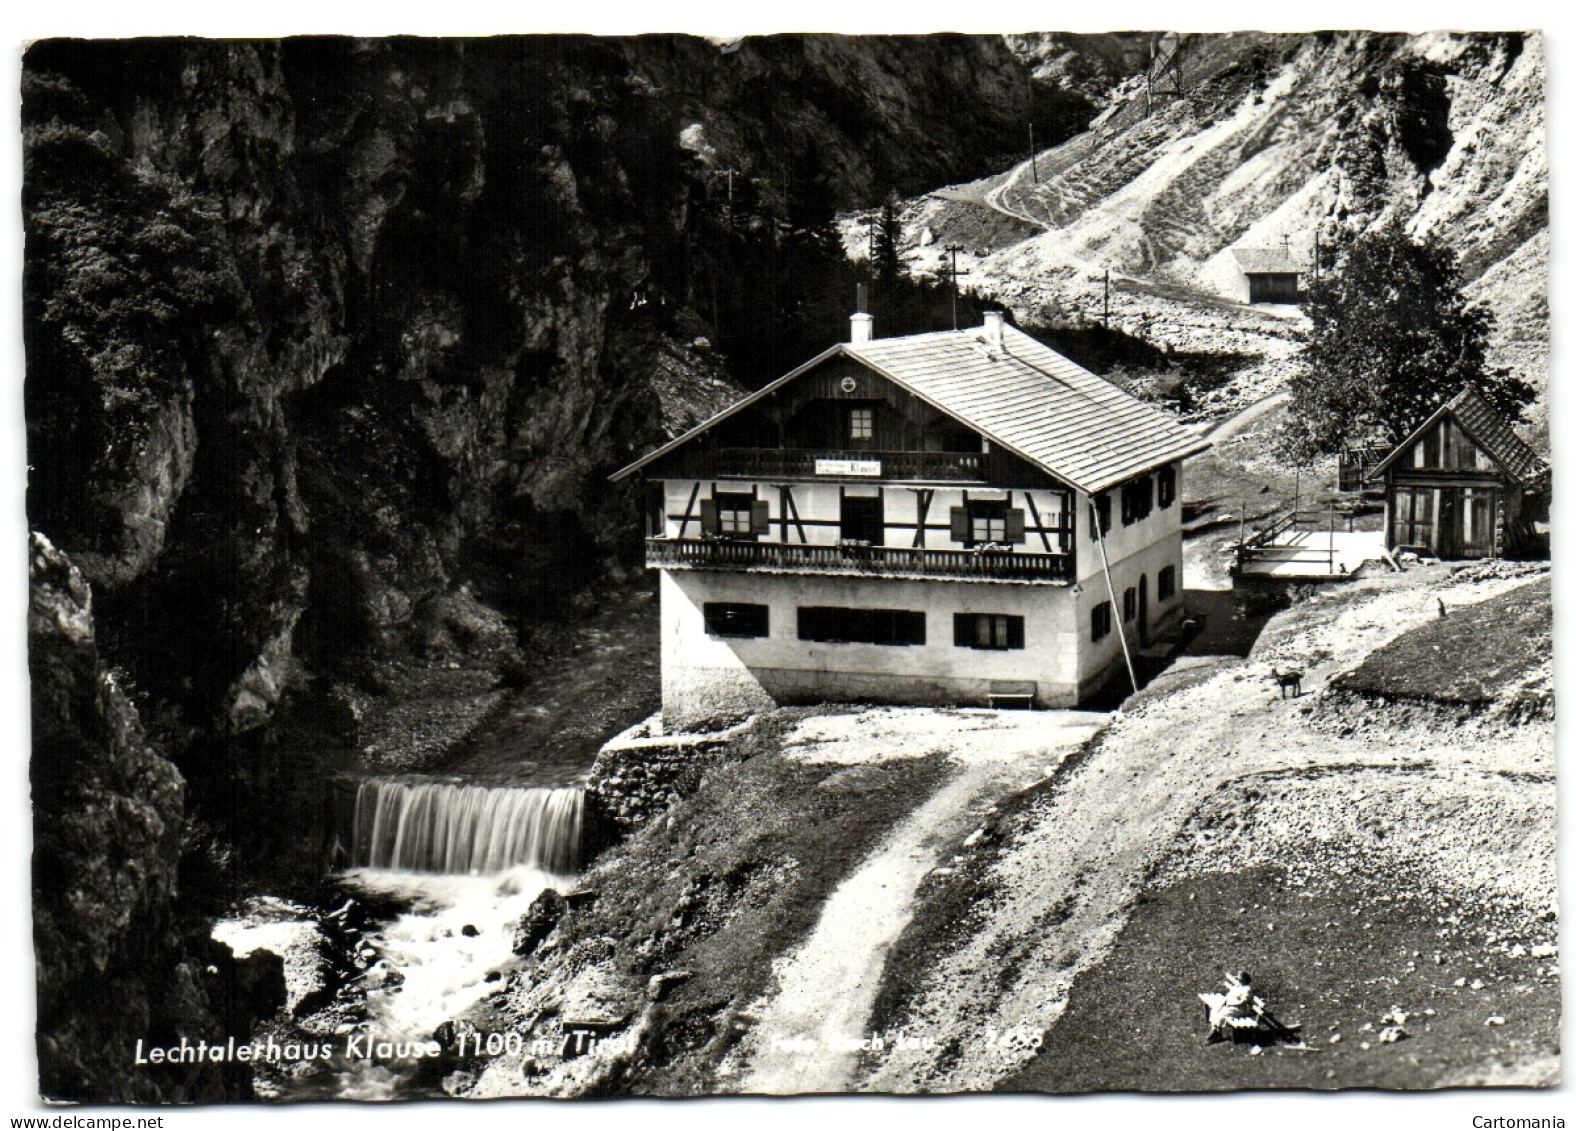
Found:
<box><xmin>736</xmin><ymin>708</ymin><xmax>1105</xmax><ymax>1094</ymax></box>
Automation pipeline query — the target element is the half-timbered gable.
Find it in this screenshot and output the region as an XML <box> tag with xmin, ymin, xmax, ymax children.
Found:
<box><xmin>613</xmin><ymin>311</ymin><xmax>1210</xmax><ymax>726</ymax></box>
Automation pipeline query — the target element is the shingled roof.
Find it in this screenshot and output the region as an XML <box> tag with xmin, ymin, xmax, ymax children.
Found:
<box><xmin>612</xmin><ymin>320</ymin><xmax>1210</xmax><ymax>494</ymax></box>
<box><xmin>1232</xmin><ymin>247</ymin><xmax>1303</xmax><ymax>275</ymax></box>
<box><xmin>1368</xmin><ymin>387</ymin><xmax>1547</xmax><ymax>484</ymax></box>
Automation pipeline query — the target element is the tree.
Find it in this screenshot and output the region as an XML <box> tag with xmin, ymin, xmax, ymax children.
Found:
<box><xmin>1281</xmin><ymin>224</ymin><xmax>1533</xmax><ymax>460</ymax></box>
<box><xmin>871</xmin><ymin>192</ymin><xmax>906</xmax><ymax>286</ymax></box>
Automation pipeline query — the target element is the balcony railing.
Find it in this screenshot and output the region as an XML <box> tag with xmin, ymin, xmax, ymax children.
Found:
<box><xmin>646</xmin><ymin>537</ymin><xmax>1074</xmax><ymax>582</ymax></box>
<box><xmin>698</xmin><ymin>448</ymin><xmax>988</xmax><ymax>482</ymax></box>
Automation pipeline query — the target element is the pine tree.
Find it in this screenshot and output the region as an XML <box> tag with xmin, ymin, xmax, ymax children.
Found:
<box><xmin>871</xmin><ymin>193</ymin><xmax>905</xmax><ymax>286</ymax></box>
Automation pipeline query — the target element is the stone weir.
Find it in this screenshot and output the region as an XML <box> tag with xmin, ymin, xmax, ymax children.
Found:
<box><xmin>335</xmin><ymin>778</ymin><xmax>584</xmax><ymax>876</ymax></box>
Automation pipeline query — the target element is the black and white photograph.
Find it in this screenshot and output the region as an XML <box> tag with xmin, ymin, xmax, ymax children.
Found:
<box><xmin>7</xmin><ymin>4</ymin><xmax>1565</xmax><ymax>1122</ymax></box>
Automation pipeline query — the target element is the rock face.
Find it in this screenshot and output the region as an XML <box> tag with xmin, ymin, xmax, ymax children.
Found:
<box><xmin>29</xmin><ymin>533</ymin><xmax>279</xmax><ymax>1102</ymax></box>
<box><xmin>22</xmin><ymin>33</ymin><xmax>1040</xmax><ymax>756</ymax></box>
<box><xmin>22</xmin><ymin>35</ymin><xmax>1044</xmax><ymax>853</ymax></box>
<box><xmin>22</xmin><ymin>36</ymin><xmax>1050</xmax><ymax>1097</ymax></box>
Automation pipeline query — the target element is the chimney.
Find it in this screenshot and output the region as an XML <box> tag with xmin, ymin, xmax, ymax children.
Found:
<box><xmin>982</xmin><ymin>309</ymin><xmax>1004</xmax><ymax>349</ymax></box>
<box><xmin>850</xmin><ymin>282</ymin><xmax>873</xmax><ymax>343</ymax></box>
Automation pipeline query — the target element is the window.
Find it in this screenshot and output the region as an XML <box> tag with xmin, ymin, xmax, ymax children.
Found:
<box><xmin>799</xmin><ymin>606</ymin><xmax>925</xmax><ymax>646</ymax></box>
<box><xmin>1158</xmin><ymin>565</ymin><xmax>1176</xmax><ymax>603</ymax></box>
<box><xmin>1393</xmin><ymin>486</ymin><xmax>1435</xmax><ymax>549</ymax></box>
<box><xmin>645</xmin><ymin>482</ymin><xmax>667</xmax><ymax>537</ymax></box>
<box><xmin>1091</xmin><ymin>494</ymin><xmax>1112</xmax><ymax>538</ymax></box>
<box><xmin>1123</xmin><ymin>586</ymin><xmax>1137</xmax><ymax>622</ymax></box>
<box><xmin>1091</xmin><ymin>601</ymin><xmax>1112</xmax><ymax>641</ymax></box>
<box><xmin>951</xmin><ymin>500</ymin><xmax>1026</xmax><ymax>547</ymax></box>
<box><xmin>840</xmin><ymin>493</ymin><xmax>884</xmax><ymax>543</ymax></box>
<box><xmin>701</xmin><ymin>491</ymin><xmax>768</xmax><ymax>539</ymax></box>
<box><xmin>848</xmin><ymin>405</ymin><xmax>874</xmax><ymax>443</ymax></box>
<box><xmin>1158</xmin><ymin>465</ymin><xmax>1176</xmax><ymax>509</ymax></box>
<box><xmin>971</xmin><ymin>502</ymin><xmax>1007</xmax><ymax>544</ymax></box>
<box><xmin>954</xmin><ymin>613</ymin><xmax>1025</xmax><ymax>651</ymax></box>
<box><xmin>1121</xmin><ymin>476</ymin><xmax>1153</xmax><ymax>526</ymax></box>
<box><xmin>703</xmin><ymin>603</ymin><xmax>769</xmax><ymax>639</ymax></box>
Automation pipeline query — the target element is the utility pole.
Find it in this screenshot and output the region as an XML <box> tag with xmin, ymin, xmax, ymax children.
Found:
<box><xmin>1029</xmin><ymin>122</ymin><xmax>1038</xmax><ymax>183</ymax></box>
<box><xmin>943</xmin><ymin>245</ymin><xmax>971</xmax><ymax>330</ymax></box>
<box><xmin>1103</xmin><ymin>267</ymin><xmax>1111</xmax><ymax>329</ymax></box>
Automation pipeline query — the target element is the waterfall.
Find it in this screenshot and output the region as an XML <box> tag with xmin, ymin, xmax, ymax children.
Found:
<box><xmin>350</xmin><ymin>779</ymin><xmax>582</xmax><ymax>875</ymax></box>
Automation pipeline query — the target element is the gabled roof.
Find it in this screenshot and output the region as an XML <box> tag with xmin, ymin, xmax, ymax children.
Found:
<box><xmin>1232</xmin><ymin>247</ymin><xmax>1303</xmax><ymax>275</ymax></box>
<box><xmin>611</xmin><ymin>322</ymin><xmax>1210</xmax><ymax>494</ymax></box>
<box><xmin>1367</xmin><ymin>387</ymin><xmax>1547</xmax><ymax>484</ymax></box>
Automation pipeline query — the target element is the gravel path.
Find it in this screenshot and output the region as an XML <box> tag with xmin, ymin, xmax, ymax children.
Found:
<box><xmin>866</xmin><ymin>569</ymin><xmax>1551</xmax><ymax>1092</ymax></box>
<box><xmin>737</xmin><ymin>708</ymin><xmax>1105</xmax><ymax>1094</ymax></box>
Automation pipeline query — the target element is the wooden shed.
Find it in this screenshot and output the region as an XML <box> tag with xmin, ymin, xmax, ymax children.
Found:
<box><xmin>1367</xmin><ymin>388</ymin><xmax>1548</xmax><ymax>560</ymax></box>
<box><xmin>1231</xmin><ymin>248</ymin><xmax>1303</xmax><ymax>304</ymax></box>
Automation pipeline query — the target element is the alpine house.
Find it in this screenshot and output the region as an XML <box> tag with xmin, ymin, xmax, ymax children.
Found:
<box><xmin>611</xmin><ymin>309</ymin><xmax>1211</xmax><ymax>728</ymax></box>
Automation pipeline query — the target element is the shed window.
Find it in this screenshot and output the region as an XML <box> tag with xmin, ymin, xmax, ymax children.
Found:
<box><xmin>798</xmin><ymin>606</ymin><xmax>925</xmax><ymax>646</ymax></box>
<box><xmin>954</xmin><ymin>613</ymin><xmax>1025</xmax><ymax>651</ymax></box>
<box><xmin>703</xmin><ymin>603</ymin><xmax>769</xmax><ymax>639</ymax></box>
<box><xmin>1091</xmin><ymin>601</ymin><xmax>1112</xmax><ymax>642</ymax></box>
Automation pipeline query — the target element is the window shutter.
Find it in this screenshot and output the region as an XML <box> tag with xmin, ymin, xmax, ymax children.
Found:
<box><xmin>1005</xmin><ymin>508</ymin><xmax>1026</xmax><ymax>544</ymax></box>
<box><xmin>751</xmin><ymin>500</ymin><xmax>770</xmax><ymax>533</ymax></box>
<box><xmin>953</xmin><ymin>614</ymin><xmax>969</xmax><ymax>647</ymax></box>
<box><xmin>699</xmin><ymin>499</ymin><xmax>719</xmax><ymax>534</ymax></box>
<box><xmin>1007</xmin><ymin>616</ymin><xmax>1025</xmax><ymax>650</ymax></box>
<box><xmin>950</xmin><ymin>506</ymin><xmax>969</xmax><ymax>542</ymax></box>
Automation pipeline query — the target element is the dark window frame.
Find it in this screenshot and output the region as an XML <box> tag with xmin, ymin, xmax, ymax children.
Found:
<box><xmin>1121</xmin><ymin>476</ymin><xmax>1154</xmax><ymax>526</ymax></box>
<box><xmin>954</xmin><ymin>499</ymin><xmax>1027</xmax><ymax>548</ymax></box>
<box><xmin>1091</xmin><ymin>601</ymin><xmax>1112</xmax><ymax>641</ymax></box>
<box><xmin>847</xmin><ymin>403</ymin><xmax>876</xmax><ymax>445</ymax></box>
<box><xmin>1123</xmin><ymin>586</ymin><xmax>1137</xmax><ymax>622</ymax></box>
<box><xmin>1092</xmin><ymin>494</ymin><xmax>1112</xmax><ymax>538</ymax></box>
<box><xmin>1158</xmin><ymin>465</ymin><xmax>1176</xmax><ymax>509</ymax></box>
<box><xmin>703</xmin><ymin>602</ymin><xmax>770</xmax><ymax>639</ymax></box>
<box><xmin>954</xmin><ymin>612</ymin><xmax>1026</xmax><ymax>651</ymax></box>
<box><xmin>798</xmin><ymin>606</ymin><xmax>926</xmax><ymax>647</ymax></box>
<box><xmin>1158</xmin><ymin>565</ymin><xmax>1177</xmax><ymax>603</ymax></box>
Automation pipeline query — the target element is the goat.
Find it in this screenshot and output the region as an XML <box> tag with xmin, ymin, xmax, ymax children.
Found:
<box><xmin>1271</xmin><ymin>666</ymin><xmax>1303</xmax><ymax>698</ymax></box>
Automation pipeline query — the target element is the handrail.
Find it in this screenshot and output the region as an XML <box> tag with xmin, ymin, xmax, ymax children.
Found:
<box><xmin>646</xmin><ymin>537</ymin><xmax>1074</xmax><ymax>582</ymax></box>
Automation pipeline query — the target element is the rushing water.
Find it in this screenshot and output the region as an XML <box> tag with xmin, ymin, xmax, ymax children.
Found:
<box><xmin>351</xmin><ymin>779</ymin><xmax>583</xmax><ymax>875</ymax></box>
<box><xmin>260</xmin><ymin>779</ymin><xmax>589</xmax><ymax>1099</ymax></box>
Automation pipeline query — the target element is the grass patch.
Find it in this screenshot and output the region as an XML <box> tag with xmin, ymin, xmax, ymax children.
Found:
<box><xmin>1004</xmin><ymin>864</ymin><xmax>1559</xmax><ymax>1092</ymax></box>
<box><xmin>1331</xmin><ymin>578</ymin><xmax>1550</xmax><ymax>709</ymax></box>
<box><xmin>518</xmin><ymin>708</ymin><xmax>953</xmax><ymax>1095</ymax></box>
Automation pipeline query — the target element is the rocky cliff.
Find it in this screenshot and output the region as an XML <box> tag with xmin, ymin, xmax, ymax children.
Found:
<box><xmin>22</xmin><ymin>33</ymin><xmax>1053</xmax><ymax>1095</ymax></box>
<box><xmin>29</xmin><ymin>534</ymin><xmax>282</xmax><ymax>1102</ymax></box>
<box><xmin>23</xmin><ymin>32</ymin><xmax>1044</xmax><ymax>818</ymax></box>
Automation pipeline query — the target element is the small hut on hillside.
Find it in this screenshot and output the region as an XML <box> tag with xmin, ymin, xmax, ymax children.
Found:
<box><xmin>1231</xmin><ymin>247</ymin><xmax>1303</xmax><ymax>304</ymax></box>
<box><xmin>1367</xmin><ymin>388</ymin><xmax>1548</xmax><ymax>560</ymax></box>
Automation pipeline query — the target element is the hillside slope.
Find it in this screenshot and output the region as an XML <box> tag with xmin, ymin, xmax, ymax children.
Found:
<box><xmin>882</xmin><ymin>32</ymin><xmax>1546</xmax><ymax>422</ymax></box>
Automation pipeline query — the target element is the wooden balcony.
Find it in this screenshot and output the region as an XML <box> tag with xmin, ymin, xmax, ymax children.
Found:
<box><xmin>646</xmin><ymin>537</ymin><xmax>1074</xmax><ymax>583</ymax></box>
<box><xmin>699</xmin><ymin>448</ymin><xmax>988</xmax><ymax>483</ymax></box>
